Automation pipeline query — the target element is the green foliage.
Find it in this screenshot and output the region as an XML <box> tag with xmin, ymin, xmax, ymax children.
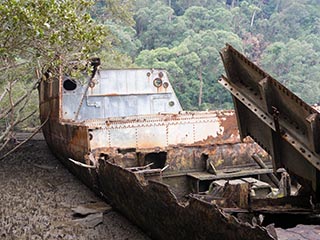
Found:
<box><xmin>133</xmin><ymin>0</ymin><xmax>320</xmax><ymax>108</ymax></box>
<box><xmin>0</xmin><ymin>0</ymin><xmax>134</xmax><ymax>136</ymax></box>
<box><xmin>135</xmin><ymin>1</ymin><xmax>175</xmax><ymax>49</ymax></box>
<box><xmin>1</xmin><ymin>0</ymin><xmax>108</xmax><ymax>61</ymax></box>
<box><xmin>135</xmin><ymin>29</ymin><xmax>242</xmax><ymax>109</ymax></box>
<box><xmin>261</xmin><ymin>39</ymin><xmax>320</xmax><ymax>104</ymax></box>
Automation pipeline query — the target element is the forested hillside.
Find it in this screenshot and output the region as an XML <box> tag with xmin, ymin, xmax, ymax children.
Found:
<box><xmin>114</xmin><ymin>0</ymin><xmax>320</xmax><ymax>110</ymax></box>
<box><xmin>1</xmin><ymin>0</ymin><xmax>320</xmax><ymax>144</ymax></box>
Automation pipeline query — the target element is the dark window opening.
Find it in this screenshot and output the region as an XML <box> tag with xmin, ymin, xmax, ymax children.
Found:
<box><xmin>199</xmin><ymin>180</ymin><xmax>212</xmax><ymax>192</ymax></box>
<box><xmin>63</xmin><ymin>79</ymin><xmax>77</xmax><ymax>91</ymax></box>
<box><xmin>201</xmin><ymin>153</ymin><xmax>209</xmax><ymax>171</ymax></box>
<box><xmin>145</xmin><ymin>152</ymin><xmax>167</xmax><ymax>169</ymax></box>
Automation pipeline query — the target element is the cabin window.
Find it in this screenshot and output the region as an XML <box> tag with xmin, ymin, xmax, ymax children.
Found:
<box><xmin>63</xmin><ymin>78</ymin><xmax>77</xmax><ymax>91</ymax></box>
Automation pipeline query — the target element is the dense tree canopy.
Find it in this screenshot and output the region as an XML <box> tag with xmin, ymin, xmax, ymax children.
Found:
<box><xmin>132</xmin><ymin>0</ymin><xmax>320</xmax><ymax>109</ymax></box>
<box><xmin>2</xmin><ymin>0</ymin><xmax>320</xmax><ymax>152</ymax></box>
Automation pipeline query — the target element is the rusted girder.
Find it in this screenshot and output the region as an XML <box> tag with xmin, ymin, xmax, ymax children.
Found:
<box><xmin>220</xmin><ymin>44</ymin><xmax>320</xmax><ymax>202</ymax></box>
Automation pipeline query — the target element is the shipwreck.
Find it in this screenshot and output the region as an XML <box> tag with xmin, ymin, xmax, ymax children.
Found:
<box><xmin>39</xmin><ymin>45</ymin><xmax>320</xmax><ymax>240</ymax></box>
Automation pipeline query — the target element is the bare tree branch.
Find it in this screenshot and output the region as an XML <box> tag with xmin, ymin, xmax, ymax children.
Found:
<box><xmin>0</xmin><ymin>88</ymin><xmax>8</xmax><ymax>103</ymax></box>
<box><xmin>0</xmin><ymin>61</ymin><xmax>29</xmax><ymax>72</ymax></box>
<box><xmin>0</xmin><ymin>78</ymin><xmax>40</xmax><ymax>119</ymax></box>
<box><xmin>0</xmin><ymin>111</ymin><xmax>50</xmax><ymax>161</ymax></box>
<box><xmin>0</xmin><ymin>76</ymin><xmax>41</xmax><ymax>146</ymax></box>
<box><xmin>0</xmin><ymin>137</ymin><xmax>11</xmax><ymax>153</ymax></box>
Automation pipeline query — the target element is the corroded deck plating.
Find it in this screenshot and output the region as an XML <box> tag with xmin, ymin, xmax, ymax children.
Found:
<box><xmin>39</xmin><ymin>67</ymin><xmax>277</xmax><ymax>239</ymax></box>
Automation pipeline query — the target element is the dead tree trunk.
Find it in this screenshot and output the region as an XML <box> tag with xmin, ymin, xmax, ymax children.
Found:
<box><xmin>198</xmin><ymin>66</ymin><xmax>203</xmax><ymax>107</ymax></box>
<box><xmin>0</xmin><ymin>63</ymin><xmax>41</xmax><ymax>158</ymax></box>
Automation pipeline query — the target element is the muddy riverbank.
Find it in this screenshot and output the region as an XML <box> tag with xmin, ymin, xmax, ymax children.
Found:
<box><xmin>0</xmin><ymin>138</ymin><xmax>150</xmax><ymax>240</ymax></box>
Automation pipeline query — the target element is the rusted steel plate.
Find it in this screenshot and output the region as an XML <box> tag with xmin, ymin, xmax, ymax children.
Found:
<box><xmin>86</xmin><ymin>110</ymin><xmax>248</xmax><ymax>150</ymax></box>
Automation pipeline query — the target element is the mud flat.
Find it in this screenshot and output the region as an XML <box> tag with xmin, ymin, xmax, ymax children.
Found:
<box><xmin>0</xmin><ymin>137</ymin><xmax>149</xmax><ymax>240</ymax></box>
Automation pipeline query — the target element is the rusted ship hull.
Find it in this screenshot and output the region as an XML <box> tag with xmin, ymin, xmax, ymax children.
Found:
<box><xmin>98</xmin><ymin>161</ymin><xmax>273</xmax><ymax>240</ymax></box>
<box><xmin>40</xmin><ymin>67</ymin><xmax>313</xmax><ymax>239</ymax></box>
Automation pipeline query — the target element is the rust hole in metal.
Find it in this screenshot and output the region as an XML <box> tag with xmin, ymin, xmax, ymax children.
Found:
<box><xmin>201</xmin><ymin>153</ymin><xmax>209</xmax><ymax>171</ymax></box>
<box><xmin>158</xmin><ymin>72</ymin><xmax>164</xmax><ymax>78</ymax></box>
<box><xmin>99</xmin><ymin>153</ymin><xmax>109</xmax><ymax>160</ymax></box>
<box><xmin>145</xmin><ymin>152</ymin><xmax>167</xmax><ymax>169</ymax></box>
